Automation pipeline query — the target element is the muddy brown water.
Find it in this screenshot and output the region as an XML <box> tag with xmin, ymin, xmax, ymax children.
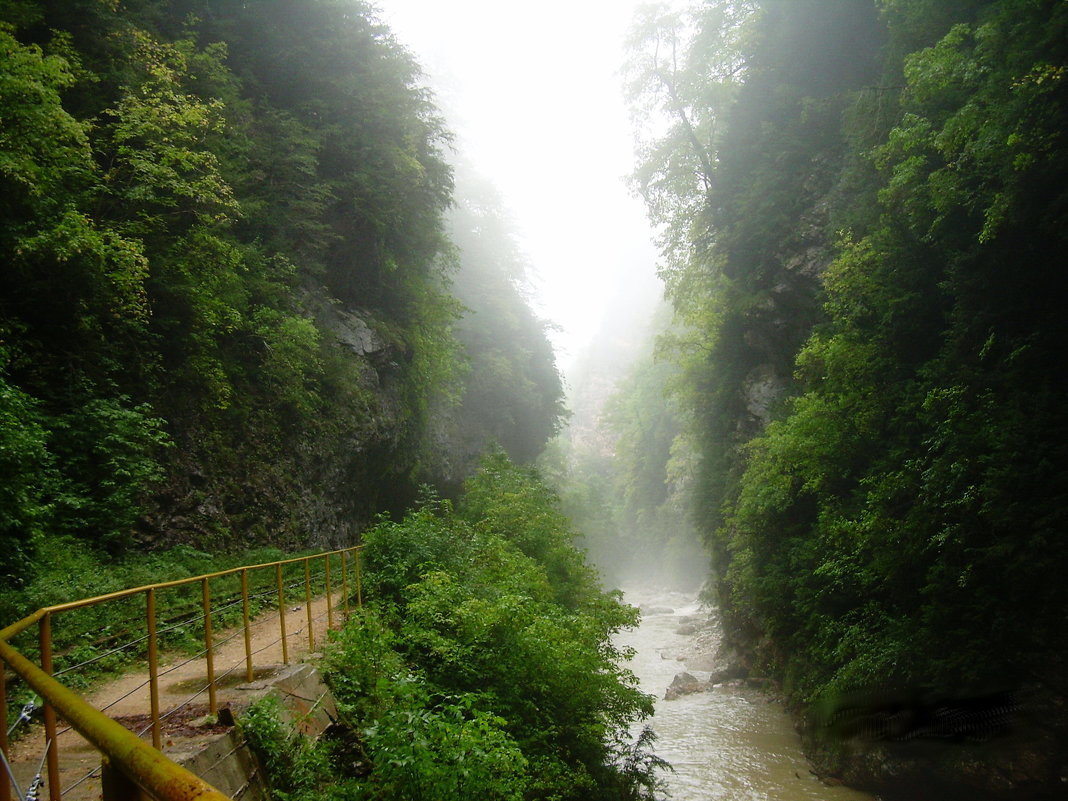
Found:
<box><xmin>619</xmin><ymin>590</ymin><xmax>876</xmax><ymax>801</ymax></box>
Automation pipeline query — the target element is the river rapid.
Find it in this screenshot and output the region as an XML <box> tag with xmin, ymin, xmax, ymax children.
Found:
<box><xmin>618</xmin><ymin>590</ymin><xmax>876</xmax><ymax>801</ymax></box>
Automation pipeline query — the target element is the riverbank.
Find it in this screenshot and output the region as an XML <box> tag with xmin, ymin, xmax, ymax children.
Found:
<box><xmin>708</xmin><ymin>597</ymin><xmax>1067</xmax><ymax>800</ymax></box>
<box><xmin>799</xmin><ymin>690</ymin><xmax>1068</xmax><ymax>801</ymax></box>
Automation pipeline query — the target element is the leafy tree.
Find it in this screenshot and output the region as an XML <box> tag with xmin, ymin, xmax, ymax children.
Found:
<box><xmin>0</xmin><ymin>348</ymin><xmax>50</xmax><ymax>581</ymax></box>
<box><xmin>549</xmin><ymin>303</ymin><xmax>704</xmax><ymax>590</ymax></box>
<box><xmin>624</xmin><ymin>0</ymin><xmax>754</xmax><ymax>280</ymax></box>
<box><xmin>1</xmin><ymin>0</ymin><xmax>537</xmax><ymax>558</ymax></box>
<box><xmin>629</xmin><ymin>0</ymin><xmax>1068</xmax><ymax>791</ymax></box>
<box><xmin>0</xmin><ymin>21</ymin><xmax>171</xmax><ymax>554</ymax></box>
<box><xmin>353</xmin><ymin>456</ymin><xmax>658</xmax><ymax>801</ymax></box>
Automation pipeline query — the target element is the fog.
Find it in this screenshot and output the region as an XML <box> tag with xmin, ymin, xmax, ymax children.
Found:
<box><xmin>376</xmin><ymin>0</ymin><xmax>662</xmax><ymax>375</ymax></box>
<box><xmin>374</xmin><ymin>1</ymin><xmax>706</xmax><ymax>596</ymax></box>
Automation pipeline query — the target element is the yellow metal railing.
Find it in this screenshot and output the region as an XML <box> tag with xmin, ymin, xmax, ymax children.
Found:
<box><xmin>0</xmin><ymin>546</ymin><xmax>363</xmax><ymax>801</ymax></box>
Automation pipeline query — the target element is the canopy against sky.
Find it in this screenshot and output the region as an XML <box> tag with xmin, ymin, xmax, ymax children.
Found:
<box><xmin>376</xmin><ymin>0</ymin><xmax>662</xmax><ymax>372</ymax></box>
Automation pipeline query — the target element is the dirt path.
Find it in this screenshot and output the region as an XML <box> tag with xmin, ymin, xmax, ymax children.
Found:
<box><xmin>6</xmin><ymin>594</ymin><xmax>346</xmax><ymax>800</ymax></box>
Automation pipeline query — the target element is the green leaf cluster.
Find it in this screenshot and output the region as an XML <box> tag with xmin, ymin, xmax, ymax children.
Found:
<box><xmin>311</xmin><ymin>454</ymin><xmax>659</xmax><ymax>801</ymax></box>
<box><xmin>627</xmin><ymin>0</ymin><xmax>1068</xmax><ymax>761</ymax></box>
<box><xmin>0</xmin><ymin>0</ymin><xmax>564</xmax><ymax>569</ymax></box>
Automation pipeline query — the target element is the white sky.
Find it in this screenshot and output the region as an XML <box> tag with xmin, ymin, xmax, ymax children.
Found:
<box><xmin>374</xmin><ymin>0</ymin><xmax>662</xmax><ymax>373</ymax></box>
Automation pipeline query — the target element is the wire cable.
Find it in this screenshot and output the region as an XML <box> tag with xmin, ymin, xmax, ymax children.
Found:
<box><xmin>22</xmin><ymin>736</ymin><xmax>49</xmax><ymax>801</ymax></box>
<box><xmin>60</xmin><ymin>763</ymin><xmax>100</xmax><ymax>795</ymax></box>
<box><xmin>54</xmin><ymin>633</ymin><xmax>150</xmax><ymax>677</ymax></box>
<box><xmin>6</xmin><ymin>702</ymin><xmax>36</xmax><ymax>738</ymax></box>
<box><xmin>0</xmin><ymin>742</ymin><xmax>24</xmax><ymax>801</ymax></box>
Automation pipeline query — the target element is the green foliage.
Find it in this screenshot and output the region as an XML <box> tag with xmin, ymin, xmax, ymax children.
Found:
<box><xmin>0</xmin><ymin>0</ymin><xmax>562</xmax><ymax>565</ymax></box>
<box><xmin>0</xmin><ymin>349</ymin><xmax>50</xmax><ymax>580</ymax></box>
<box><xmin>361</xmin><ymin>684</ymin><xmax>528</xmax><ymax>801</ymax></box>
<box><xmin>50</xmin><ymin>395</ymin><xmax>170</xmax><ymax>552</ymax></box>
<box><xmin>628</xmin><ymin>0</ymin><xmax>1068</xmax><ymax>762</ymax></box>
<box><xmin>443</xmin><ymin>168</ymin><xmax>566</xmax><ymax>475</ymax></box>
<box><xmin>458</xmin><ymin>452</ymin><xmax>603</xmax><ymax>608</ymax></box>
<box><xmin>322</xmin><ymin>616</ymin><xmax>530</xmax><ymax>801</ymax></box>
<box><xmin>545</xmin><ymin>308</ymin><xmax>705</xmax><ymax>590</ymax></box>
<box><xmin>322</xmin><ymin>610</ymin><xmax>410</xmax><ymax>721</ymax></box>
<box><xmin>241</xmin><ymin>695</ymin><xmax>333</xmax><ymax>801</ymax></box>
<box><xmin>323</xmin><ymin>455</ymin><xmax>657</xmax><ymax>801</ymax></box>
<box><xmin>602</xmin><ymin>331</ymin><xmax>703</xmax><ymax>588</ymax></box>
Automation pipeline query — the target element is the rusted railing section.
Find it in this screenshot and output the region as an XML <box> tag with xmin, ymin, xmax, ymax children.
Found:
<box><xmin>0</xmin><ymin>546</ymin><xmax>363</xmax><ymax>801</ymax></box>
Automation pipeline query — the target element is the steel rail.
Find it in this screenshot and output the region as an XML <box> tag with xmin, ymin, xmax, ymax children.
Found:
<box><xmin>0</xmin><ymin>547</ymin><xmax>359</xmax><ymax>641</ymax></box>
<box><xmin>0</xmin><ymin>636</ymin><xmax>230</xmax><ymax>801</ymax></box>
<box><xmin>0</xmin><ymin>545</ymin><xmax>362</xmax><ymax>801</ymax></box>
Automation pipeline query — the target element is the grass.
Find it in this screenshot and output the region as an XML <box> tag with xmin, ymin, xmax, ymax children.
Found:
<box><xmin>1</xmin><ymin>534</ymin><xmax>357</xmax><ymax>733</ymax></box>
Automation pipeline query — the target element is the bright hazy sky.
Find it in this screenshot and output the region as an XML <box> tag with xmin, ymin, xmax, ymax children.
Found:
<box><xmin>374</xmin><ymin>0</ymin><xmax>662</xmax><ymax>372</ymax></box>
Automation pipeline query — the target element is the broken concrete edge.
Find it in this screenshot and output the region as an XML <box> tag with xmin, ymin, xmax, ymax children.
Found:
<box><xmin>167</xmin><ymin>662</ymin><xmax>338</xmax><ymax>800</ymax></box>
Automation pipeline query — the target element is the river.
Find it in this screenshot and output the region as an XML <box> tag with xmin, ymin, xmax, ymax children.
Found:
<box><xmin>618</xmin><ymin>590</ymin><xmax>876</xmax><ymax>801</ymax></box>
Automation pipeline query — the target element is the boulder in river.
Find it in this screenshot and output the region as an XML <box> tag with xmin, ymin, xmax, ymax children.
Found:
<box><xmin>707</xmin><ymin>663</ymin><xmax>749</xmax><ymax>685</ymax></box>
<box><xmin>640</xmin><ymin>605</ymin><xmax>675</xmax><ymax>615</ymax></box>
<box><xmin>682</xmin><ymin>653</ymin><xmax>719</xmax><ymax>671</ymax></box>
<box><xmin>665</xmin><ymin>671</ymin><xmax>708</xmax><ymax>700</ymax></box>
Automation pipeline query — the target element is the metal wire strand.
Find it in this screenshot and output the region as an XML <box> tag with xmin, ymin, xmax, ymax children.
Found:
<box><xmin>210</xmin><ymin>626</ymin><xmax>244</xmax><ymax>651</ymax></box>
<box><xmin>6</xmin><ymin>701</ymin><xmax>36</xmax><ymax>738</ymax></box>
<box><xmin>248</xmin><ymin>633</ymin><xmax>285</xmax><ymax>660</ymax></box>
<box><xmin>97</xmin><ymin>676</ymin><xmax>152</xmax><ymax>715</ymax></box>
<box><xmin>0</xmin><ymin>743</ymin><xmax>25</xmax><ymax>801</ymax></box>
<box><xmin>54</xmin><ymin>632</ymin><xmax>150</xmax><ymax>677</ymax></box>
<box><xmin>248</xmin><ymin>585</ymin><xmax>277</xmax><ymax>603</ymax></box>
<box><xmin>134</xmin><ymin>652</ymin><xmax>252</xmax><ymax>741</ymax></box>
<box><xmin>154</xmin><ymin>610</ymin><xmax>206</xmax><ymax>638</ymax></box>
<box><xmin>22</xmin><ymin>736</ymin><xmax>50</xmax><ymax>801</ymax></box>
<box><xmin>60</xmin><ymin>763</ymin><xmax>101</xmax><ymax>795</ymax></box>
<box><xmin>207</xmin><ymin>596</ymin><xmax>244</xmax><ymax>618</ymax></box>
<box><xmin>54</xmin><ymin>674</ymin><xmax>153</xmax><ymax>739</ymax></box>
<box><xmin>152</xmin><ymin>634</ymin><xmax>255</xmax><ymax>728</ymax></box>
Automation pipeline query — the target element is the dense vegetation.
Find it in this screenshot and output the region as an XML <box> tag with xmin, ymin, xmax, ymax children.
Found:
<box><xmin>0</xmin><ymin>0</ymin><xmax>563</xmax><ymax>595</ymax></box>
<box><xmin>627</xmin><ymin>0</ymin><xmax>1067</xmax><ymax>794</ymax></box>
<box><xmin>244</xmin><ymin>455</ymin><xmax>663</xmax><ymax>801</ymax></box>
<box><xmin>1</xmin><ymin>4</ymin><xmax>655</xmax><ymax>798</ymax></box>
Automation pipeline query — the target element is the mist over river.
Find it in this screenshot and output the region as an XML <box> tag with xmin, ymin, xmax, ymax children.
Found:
<box><xmin>619</xmin><ymin>591</ymin><xmax>876</xmax><ymax>801</ymax></box>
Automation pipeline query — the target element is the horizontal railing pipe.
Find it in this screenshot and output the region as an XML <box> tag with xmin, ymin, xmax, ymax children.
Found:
<box><xmin>0</xmin><ymin>545</ymin><xmax>363</xmax><ymax>801</ymax></box>
<box><xmin>1</xmin><ymin>549</ymin><xmax>356</xmax><ymax>640</ymax></box>
<box><xmin>0</xmin><ymin>637</ymin><xmax>230</xmax><ymax>801</ymax></box>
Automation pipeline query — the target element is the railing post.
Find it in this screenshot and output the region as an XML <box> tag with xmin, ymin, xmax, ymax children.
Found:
<box><xmin>355</xmin><ymin>547</ymin><xmax>363</xmax><ymax>608</ymax></box>
<box><xmin>201</xmin><ymin>578</ymin><xmax>216</xmax><ymax>715</ymax></box>
<box><xmin>241</xmin><ymin>569</ymin><xmax>253</xmax><ymax>682</ymax></box>
<box><xmin>276</xmin><ymin>563</ymin><xmax>288</xmax><ymax>664</ymax></box>
<box><xmin>304</xmin><ymin>558</ymin><xmax>313</xmax><ymax>651</ymax></box>
<box><xmin>0</xmin><ymin>662</ymin><xmax>10</xmax><ymax>801</ymax></box>
<box><xmin>341</xmin><ymin>550</ymin><xmax>350</xmax><ymax>617</ymax></box>
<box><xmin>146</xmin><ymin>589</ymin><xmax>161</xmax><ymax>750</ymax></box>
<box><xmin>325</xmin><ymin>554</ymin><xmax>333</xmax><ymax>631</ymax></box>
<box><xmin>39</xmin><ymin>613</ymin><xmax>60</xmax><ymax>801</ymax></box>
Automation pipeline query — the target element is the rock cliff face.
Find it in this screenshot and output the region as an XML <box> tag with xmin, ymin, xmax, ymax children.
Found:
<box><xmin>0</xmin><ymin>0</ymin><xmax>570</xmax><ymax>572</ymax></box>
<box><xmin>801</xmin><ymin>712</ymin><xmax>1066</xmax><ymax>801</ymax></box>
<box><xmin>140</xmin><ymin>298</ymin><xmax>424</xmax><ymax>552</ymax></box>
<box><xmin>741</xmin><ymin>363</ymin><xmax>784</xmax><ymax>428</ymax></box>
<box><xmin>333</xmin><ymin>310</ymin><xmax>388</xmax><ymax>362</ymax></box>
